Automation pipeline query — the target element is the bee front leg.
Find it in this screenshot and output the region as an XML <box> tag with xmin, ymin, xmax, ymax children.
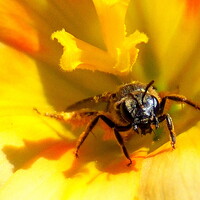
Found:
<box><xmin>113</xmin><ymin>128</ymin><xmax>132</xmax><ymax>166</ymax></box>
<box><xmin>158</xmin><ymin>114</ymin><xmax>176</xmax><ymax>149</ymax></box>
<box><xmin>75</xmin><ymin>114</ymin><xmax>115</xmax><ymax>158</ymax></box>
<box><xmin>75</xmin><ymin>114</ymin><xmax>133</xmax><ymax>166</ymax></box>
<box><xmin>75</xmin><ymin>115</ymin><xmax>99</xmax><ymax>158</ymax></box>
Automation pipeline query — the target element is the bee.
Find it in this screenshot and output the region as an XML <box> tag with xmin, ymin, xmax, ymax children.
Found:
<box><xmin>35</xmin><ymin>80</ymin><xmax>200</xmax><ymax>166</ymax></box>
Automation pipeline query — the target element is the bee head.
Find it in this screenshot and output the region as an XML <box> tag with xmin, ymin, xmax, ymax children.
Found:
<box><xmin>119</xmin><ymin>81</ymin><xmax>159</xmax><ymax>133</ymax></box>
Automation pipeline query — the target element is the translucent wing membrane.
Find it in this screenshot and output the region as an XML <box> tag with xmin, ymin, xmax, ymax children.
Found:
<box><xmin>65</xmin><ymin>92</ymin><xmax>113</xmax><ymax>112</ymax></box>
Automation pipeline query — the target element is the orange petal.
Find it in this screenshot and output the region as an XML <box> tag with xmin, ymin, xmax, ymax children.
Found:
<box><xmin>0</xmin><ymin>1</ymin><xmax>39</xmax><ymax>53</ymax></box>
<box><xmin>185</xmin><ymin>0</ymin><xmax>200</xmax><ymax>17</ymax></box>
<box><xmin>0</xmin><ymin>0</ymin><xmax>61</xmax><ymax>66</ymax></box>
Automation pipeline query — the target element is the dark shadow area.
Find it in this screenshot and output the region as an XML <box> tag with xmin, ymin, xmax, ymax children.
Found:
<box><xmin>172</xmin><ymin>108</ymin><xmax>200</xmax><ymax>134</ymax></box>
<box><xmin>2</xmin><ymin>138</ymin><xmax>74</xmax><ymax>171</ymax></box>
<box><xmin>63</xmin><ymin>130</ymin><xmax>154</xmax><ymax>176</ymax></box>
<box><xmin>2</xmin><ymin>131</ymin><xmax>146</xmax><ymax>176</ymax></box>
<box><xmin>3</xmin><ymin>109</ymin><xmax>186</xmax><ymax>178</ymax></box>
<box><xmin>35</xmin><ymin>61</ymin><xmax>120</xmax><ymax>112</ymax></box>
<box><xmin>126</xmin><ymin>0</ymin><xmax>161</xmax><ymax>82</ymax></box>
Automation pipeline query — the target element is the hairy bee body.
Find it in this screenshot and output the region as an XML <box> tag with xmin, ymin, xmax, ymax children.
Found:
<box><xmin>36</xmin><ymin>80</ymin><xmax>200</xmax><ymax>166</ymax></box>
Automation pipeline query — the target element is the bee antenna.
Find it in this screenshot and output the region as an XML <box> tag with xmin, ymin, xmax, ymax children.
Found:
<box><xmin>142</xmin><ymin>80</ymin><xmax>155</xmax><ymax>104</ymax></box>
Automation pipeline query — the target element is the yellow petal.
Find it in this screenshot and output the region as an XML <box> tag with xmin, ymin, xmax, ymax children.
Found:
<box><xmin>0</xmin><ymin>138</ymin><xmax>148</xmax><ymax>200</ymax></box>
<box><xmin>0</xmin><ymin>144</ymin><xmax>73</xmax><ymax>200</ymax></box>
<box><xmin>0</xmin><ymin>151</ymin><xmax>13</xmax><ymax>186</ymax></box>
<box><xmin>0</xmin><ymin>1</ymin><xmax>39</xmax><ymax>52</ymax></box>
<box><xmin>139</xmin><ymin>122</ymin><xmax>200</xmax><ymax>200</ymax></box>
<box><xmin>62</xmin><ymin>152</ymin><xmax>146</xmax><ymax>200</ymax></box>
<box><xmin>0</xmin><ymin>43</ymin><xmax>74</xmax><ymax>178</ymax></box>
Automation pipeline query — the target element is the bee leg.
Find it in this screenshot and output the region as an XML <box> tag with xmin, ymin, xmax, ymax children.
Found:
<box><xmin>75</xmin><ymin>115</ymin><xmax>100</xmax><ymax>158</ymax></box>
<box><xmin>75</xmin><ymin>114</ymin><xmax>114</xmax><ymax>157</ymax></box>
<box><xmin>75</xmin><ymin>114</ymin><xmax>133</xmax><ymax>166</ymax></box>
<box><xmin>34</xmin><ymin>108</ymin><xmax>98</xmax><ymax>124</ymax></box>
<box><xmin>159</xmin><ymin>94</ymin><xmax>200</xmax><ymax>114</ymax></box>
<box><xmin>158</xmin><ymin>114</ymin><xmax>176</xmax><ymax>149</ymax></box>
<box><xmin>93</xmin><ymin>116</ymin><xmax>133</xmax><ymax>166</ymax></box>
<box><xmin>113</xmin><ymin>128</ymin><xmax>132</xmax><ymax>166</ymax></box>
<box><xmin>33</xmin><ymin>108</ymin><xmax>67</xmax><ymax>121</ymax></box>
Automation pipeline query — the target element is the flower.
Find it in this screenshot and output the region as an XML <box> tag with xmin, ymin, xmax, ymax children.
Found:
<box><xmin>0</xmin><ymin>0</ymin><xmax>200</xmax><ymax>200</ymax></box>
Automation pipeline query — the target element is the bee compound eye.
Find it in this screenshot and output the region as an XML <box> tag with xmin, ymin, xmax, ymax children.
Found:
<box><xmin>149</xmin><ymin>96</ymin><xmax>159</xmax><ymax>113</ymax></box>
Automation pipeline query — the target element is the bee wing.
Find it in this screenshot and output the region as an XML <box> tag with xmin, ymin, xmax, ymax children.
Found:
<box><xmin>66</xmin><ymin>92</ymin><xmax>113</xmax><ymax>112</ymax></box>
